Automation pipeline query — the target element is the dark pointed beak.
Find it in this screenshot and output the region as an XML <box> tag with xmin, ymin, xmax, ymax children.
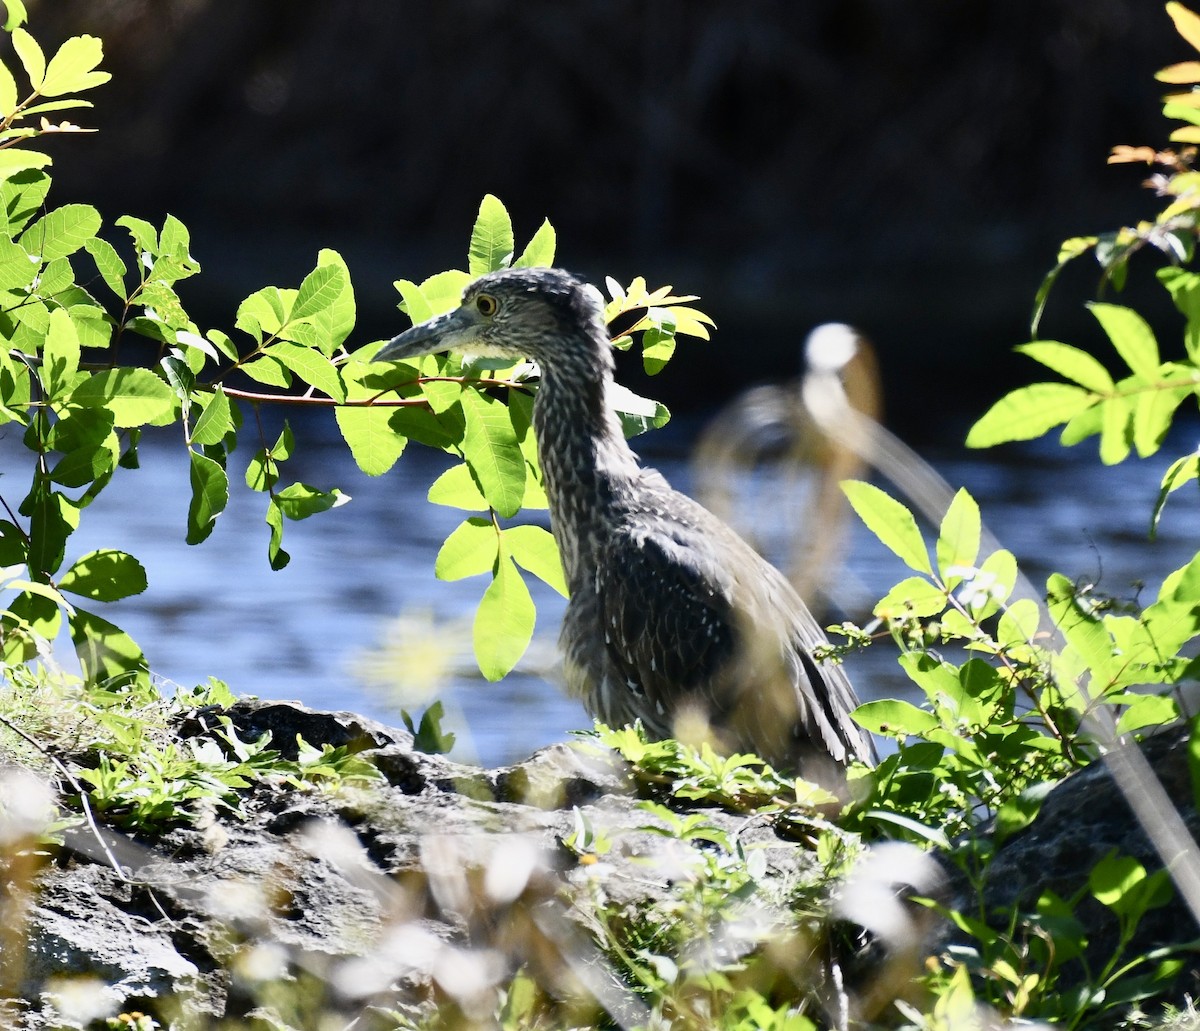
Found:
<box><xmin>374</xmin><ymin>306</ymin><xmax>478</xmax><ymax>363</ymax></box>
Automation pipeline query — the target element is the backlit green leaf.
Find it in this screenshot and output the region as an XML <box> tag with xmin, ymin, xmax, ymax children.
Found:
<box><xmin>69</xmin><ymin>367</ymin><xmax>175</xmax><ymax>427</ymax></box>
<box><xmin>1015</xmin><ymin>341</ymin><xmax>1114</xmax><ymax>393</ymax></box>
<box><xmin>335</xmin><ymin>405</ymin><xmax>406</xmax><ymax>476</ymax></box>
<box><xmin>0</xmin><ymin>57</ymin><xmax>14</xmax><ymax>116</ymax></box>
<box><xmin>69</xmin><ymin>606</ymin><xmax>147</xmax><ymax>688</ymax></box>
<box><xmin>851</xmin><ymin>698</ymin><xmax>939</xmax><ymax>737</ymax></box>
<box><xmin>504</xmin><ymin>523</ymin><xmax>566</xmax><ymax>596</ymax></box>
<box><xmin>187</xmin><ymin>450</ymin><xmax>228</xmax><ymax>545</ymax></box>
<box><xmin>473</xmin><ymin>554</ymin><xmax>534</xmax><ymax>680</ymax></box>
<box><xmin>468</xmin><ymin>194</ymin><xmax>514</xmax><ymax>276</ymax></box>
<box><xmin>967</xmin><ymin>383</ymin><xmax>1095</xmax><ymax>448</ymax></box>
<box><xmin>461</xmin><ymin>389</ymin><xmax>525</xmax><ymax>518</ymax></box>
<box><xmin>59</xmin><ymin>548</ymin><xmax>147</xmax><ymax>601</ymax></box>
<box><xmin>1099</xmin><ymin>396</ymin><xmax>1132</xmax><ymax>465</ymax></box>
<box><xmin>0</xmin><ymin>169</ymin><xmax>50</xmax><ymax>233</ymax></box>
<box><xmin>512</xmin><ymin>218</ymin><xmax>556</xmax><ymax>269</ymax></box>
<box><xmin>0</xmin><ymin>1</ymin><xmax>24</xmax><ymax>34</ymax></box>
<box><xmin>39</xmin><ymin>34</ymin><xmax>110</xmax><ymax>97</ymax></box>
<box><xmin>266</xmin><ymin>341</ymin><xmax>346</xmax><ymax>401</ymax></box>
<box><xmin>428</xmin><ymin>461</ymin><xmax>488</xmax><ymax>510</ymax></box>
<box><xmin>19</xmin><ymin>203</ymin><xmax>101</xmax><ymax>261</ymax></box>
<box><xmin>935</xmin><ymin>488</ymin><xmax>980</xmax><ymax>584</ymax></box>
<box><xmin>419</xmin><ymin>269</ymin><xmax>471</xmax><ymax>316</ymax></box>
<box><xmin>191</xmin><ymin>387</ymin><xmax>233</xmax><ymax>447</ymax></box>
<box><xmin>274</xmin><ymin>483</ymin><xmax>348</xmax><ymax>520</ymax></box>
<box><xmin>42</xmin><ymin>306</ymin><xmax>79</xmax><ymax>397</ymax></box>
<box><xmin>1152</xmin><ymin>451</ymin><xmax>1200</xmax><ymax>536</ymax></box>
<box><xmin>1089</xmin><ymin>302</ymin><xmax>1161</xmax><ymax>380</ymax></box>
<box><xmin>435</xmin><ymin>517</ymin><xmax>497</xmax><ymax>580</ymax></box>
<box><xmin>1133</xmin><ymin>384</ymin><xmax>1191</xmax><ymax>458</ymax></box>
<box><xmin>843</xmin><ymin>480</ymin><xmax>931</xmax><ymax>575</ymax></box>
<box><xmin>290</xmin><ymin>263</ymin><xmax>344</xmax><ymax>322</ymax></box>
<box><xmin>11</xmin><ymin>28</ymin><xmax>44</xmax><ymax>89</ymax></box>
<box><xmin>872</xmin><ymin>575</ymin><xmax>945</xmax><ymax>619</ymax></box>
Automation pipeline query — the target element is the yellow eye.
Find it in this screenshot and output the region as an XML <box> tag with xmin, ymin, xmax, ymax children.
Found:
<box><xmin>476</xmin><ymin>293</ymin><xmax>498</xmax><ymax>317</ymax></box>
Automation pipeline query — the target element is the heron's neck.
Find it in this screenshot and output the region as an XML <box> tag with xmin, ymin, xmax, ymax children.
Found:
<box><xmin>533</xmin><ymin>360</ymin><xmax>640</xmax><ymax>593</ymax></box>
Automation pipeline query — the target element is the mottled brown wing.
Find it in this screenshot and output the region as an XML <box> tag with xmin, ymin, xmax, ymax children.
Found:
<box><xmin>596</xmin><ymin>524</ymin><xmax>737</xmax><ymax>736</ymax></box>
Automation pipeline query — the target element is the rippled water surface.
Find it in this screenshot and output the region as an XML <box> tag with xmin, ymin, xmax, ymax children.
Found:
<box><xmin>5</xmin><ymin>415</ymin><xmax>1198</xmax><ymax>767</ymax></box>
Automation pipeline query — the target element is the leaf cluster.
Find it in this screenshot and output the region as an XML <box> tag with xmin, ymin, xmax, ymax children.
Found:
<box><xmin>0</xmin><ymin>20</ymin><xmax>713</xmax><ymax>690</ymax></box>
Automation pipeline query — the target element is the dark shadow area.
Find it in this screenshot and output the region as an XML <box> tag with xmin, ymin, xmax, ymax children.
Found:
<box><xmin>20</xmin><ymin>0</ymin><xmax>1184</xmax><ymax>438</ymax></box>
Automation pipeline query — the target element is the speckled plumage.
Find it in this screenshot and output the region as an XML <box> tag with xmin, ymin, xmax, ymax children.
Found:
<box><xmin>376</xmin><ymin>267</ymin><xmax>877</xmax><ymax>775</ymax></box>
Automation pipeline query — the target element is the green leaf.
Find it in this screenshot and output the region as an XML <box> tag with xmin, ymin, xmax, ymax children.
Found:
<box><xmin>265</xmin><ymin>341</ymin><xmax>346</xmax><ymax>401</ymax></box>
<box><xmin>265</xmin><ymin>497</ymin><xmax>288</xmax><ymax>569</ymax></box>
<box><xmin>68</xmin><ymin>606</ymin><xmax>147</xmax><ymax>689</ymax></box>
<box><xmin>1015</xmin><ymin>341</ymin><xmax>1114</xmax><ymax>393</ymax></box>
<box><xmin>239</xmin><ymin>356</ymin><xmax>291</xmax><ymax>388</ymax></box>
<box><xmin>504</xmin><ymin>523</ymin><xmax>566</xmax><ymax>596</ymax></box>
<box><xmin>19</xmin><ymin>203</ymin><xmax>101</xmax><ymax>261</ymax></box>
<box><xmin>0</xmin><ymin>236</ymin><xmax>35</xmax><ymax>289</ymax></box>
<box><xmin>26</xmin><ymin>488</ymin><xmax>78</xmax><ymax>577</ymax></box>
<box><xmin>1088</xmin><ymin>853</ymin><xmax>1170</xmax><ymax>919</ymax></box>
<box><xmin>0</xmin><ymin>168</ymin><xmax>50</xmax><ymax>233</ymax></box>
<box><xmin>0</xmin><ymin>149</ymin><xmax>50</xmax><ymax>174</ymax></box>
<box><xmin>1099</xmin><ymin>395</ymin><xmax>1133</xmax><ymax>465</ymax></box>
<box><xmin>0</xmin><ymin>56</ymin><xmax>14</xmax><ymax>116</ymax></box>
<box><xmin>468</xmin><ymin>194</ymin><xmax>515</xmax><ymax>276</ymax></box>
<box><xmin>1133</xmin><ymin>384</ymin><xmax>1191</xmax><ymax>458</ymax></box>
<box><xmin>191</xmin><ymin>387</ymin><xmax>233</xmax><ymax>447</ymax></box>
<box><xmin>289</xmin><ymin>263</ymin><xmax>345</xmax><ymax>322</ymax></box>
<box><xmin>39</xmin><ymin>34</ymin><xmax>110</xmax><ymax>97</ymax></box>
<box><xmin>59</xmin><ymin>549</ymin><xmax>147</xmax><ymax>601</ymax></box>
<box><xmin>473</xmin><ymin>554</ymin><xmax>534</xmax><ymax>680</ymax></box>
<box><xmin>1152</xmin><ymin>451</ymin><xmax>1200</xmax><ymax>536</ymax></box>
<box><xmin>274</xmin><ymin>482</ymin><xmax>348</xmax><ymax>520</ymax></box>
<box><xmin>935</xmin><ymin>488</ymin><xmax>980</xmax><ymax>584</ymax></box>
<box><xmin>311</xmin><ymin>248</ymin><xmax>356</xmax><ymax>350</ymax></box>
<box><xmin>115</xmin><ymin>214</ymin><xmax>157</xmax><ymax>256</ymax></box>
<box><xmin>418</xmin><ymin>269</ymin><xmax>471</xmax><ymax>316</ymax></box>
<box><xmin>1047</xmin><ymin>572</ymin><xmax>1118</xmax><ymax>687</ymax></box>
<box><xmin>851</xmin><ymin>698</ymin><xmax>939</xmax><ymax>737</ymax></box>
<box><xmin>966</xmin><ymin>383</ymin><xmax>1095</xmax><ymax>448</ymax></box>
<box><xmin>1113</xmin><ymin>693</ymin><xmax>1180</xmax><ymax>735</ymax></box>
<box><xmin>235</xmin><ymin>286</ymin><xmax>286</xmax><ymax>340</ymax></box>
<box><xmin>0</xmin><ymin>0</ymin><xmax>27</xmax><ymax>32</ymax></box>
<box><xmin>1088</xmin><ymin>302</ymin><xmax>1161</xmax><ymax>380</ymax></box>
<box><xmin>41</xmin><ymin>306</ymin><xmax>79</xmax><ymax>397</ymax></box>
<box><xmin>461</xmin><ymin>389</ymin><xmax>526</xmax><ymax>518</ymax></box>
<box><xmin>512</xmin><ymin>218</ymin><xmax>556</xmax><ymax>268</ymax></box>
<box><xmin>335</xmin><ymin>405</ymin><xmax>407</xmax><ymax>476</ymax></box>
<box><xmin>872</xmin><ymin>576</ymin><xmax>946</xmax><ymax>618</ymax></box>
<box><xmin>609</xmin><ymin>381</ymin><xmax>671</xmax><ymax>436</ymax></box>
<box><xmin>401</xmin><ymin>700</ymin><xmax>456</xmax><ymax>755</ymax></box>
<box><xmin>69</xmin><ymin>367</ymin><xmax>175</xmax><ymax>427</ymax></box>
<box><xmin>842</xmin><ymin>480</ymin><xmax>931</xmax><ymax>575</ymax></box>
<box><xmin>186</xmin><ymin>450</ymin><xmax>228</xmax><ymax>545</ymax></box>
<box><xmin>427</xmin><ymin>461</ymin><xmax>488</xmax><ymax>510</ymax></box>
<box><xmin>435</xmin><ymin>516</ymin><xmax>498</xmax><ymax>580</ymax></box>
<box><xmin>11</xmin><ymin>28</ymin><xmax>44</xmax><ymax>90</ymax></box>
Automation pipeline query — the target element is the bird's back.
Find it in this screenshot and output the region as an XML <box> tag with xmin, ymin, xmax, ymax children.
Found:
<box><xmin>560</xmin><ymin>467</ymin><xmax>876</xmax><ymax>776</ymax></box>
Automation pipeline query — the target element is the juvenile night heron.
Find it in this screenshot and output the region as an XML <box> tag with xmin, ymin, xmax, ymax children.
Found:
<box><xmin>375</xmin><ymin>267</ymin><xmax>877</xmax><ymax>776</ymax></box>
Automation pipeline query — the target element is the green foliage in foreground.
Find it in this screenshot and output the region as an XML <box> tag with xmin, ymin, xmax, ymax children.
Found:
<box><xmin>0</xmin><ymin>24</ymin><xmax>713</xmax><ymax>690</ymax></box>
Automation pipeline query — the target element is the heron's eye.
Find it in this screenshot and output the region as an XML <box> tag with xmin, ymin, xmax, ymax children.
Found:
<box><xmin>476</xmin><ymin>294</ymin><xmax>499</xmax><ymax>317</ymax></box>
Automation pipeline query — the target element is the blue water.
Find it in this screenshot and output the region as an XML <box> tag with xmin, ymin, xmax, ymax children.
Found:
<box><xmin>3</xmin><ymin>415</ymin><xmax>1197</xmax><ymax>767</ymax></box>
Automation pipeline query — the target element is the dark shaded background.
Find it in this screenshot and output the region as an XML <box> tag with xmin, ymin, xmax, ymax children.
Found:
<box><xmin>19</xmin><ymin>0</ymin><xmax>1185</xmax><ymax>437</ymax></box>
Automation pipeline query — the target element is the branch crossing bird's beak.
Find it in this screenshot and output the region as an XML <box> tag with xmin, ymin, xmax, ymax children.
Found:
<box><xmin>374</xmin><ymin>306</ymin><xmax>478</xmax><ymax>363</ymax></box>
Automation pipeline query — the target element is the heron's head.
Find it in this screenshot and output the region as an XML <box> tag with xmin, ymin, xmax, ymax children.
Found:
<box><xmin>374</xmin><ymin>267</ymin><xmax>609</xmax><ymax>371</ymax></box>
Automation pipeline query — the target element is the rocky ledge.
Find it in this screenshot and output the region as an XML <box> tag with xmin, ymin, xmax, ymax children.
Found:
<box><xmin>3</xmin><ymin>700</ymin><xmax>1198</xmax><ymax>1028</ymax></box>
